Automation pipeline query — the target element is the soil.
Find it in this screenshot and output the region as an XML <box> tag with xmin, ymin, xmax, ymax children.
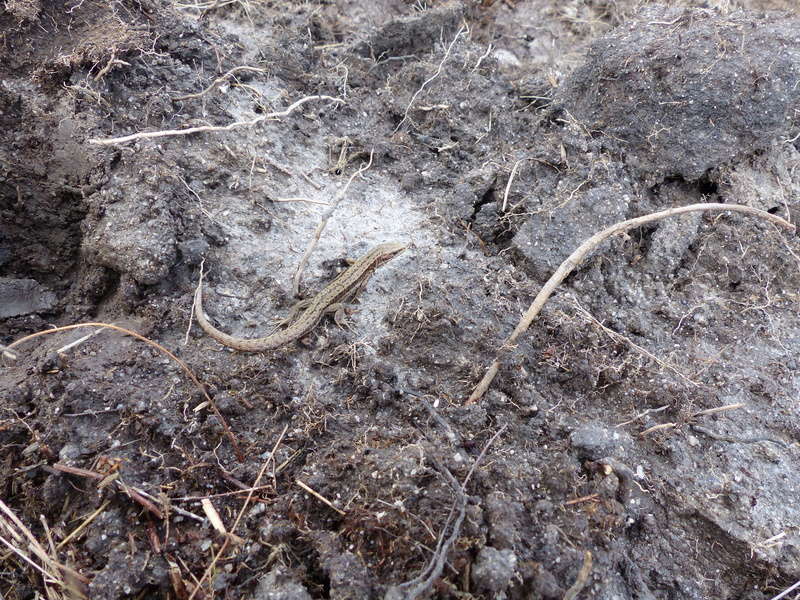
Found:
<box><xmin>2</xmin><ymin>1</ymin><xmax>800</xmax><ymax>599</ymax></box>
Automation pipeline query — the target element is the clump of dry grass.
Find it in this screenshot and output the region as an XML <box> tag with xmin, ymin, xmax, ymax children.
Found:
<box><xmin>0</xmin><ymin>499</ymin><xmax>89</xmax><ymax>599</ymax></box>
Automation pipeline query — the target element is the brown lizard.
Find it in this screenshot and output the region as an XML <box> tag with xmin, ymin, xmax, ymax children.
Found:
<box><xmin>194</xmin><ymin>242</ymin><xmax>406</xmax><ymax>351</ymax></box>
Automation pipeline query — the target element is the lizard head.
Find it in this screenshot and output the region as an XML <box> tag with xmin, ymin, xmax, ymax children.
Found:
<box><xmin>373</xmin><ymin>241</ymin><xmax>407</xmax><ymax>266</ymax></box>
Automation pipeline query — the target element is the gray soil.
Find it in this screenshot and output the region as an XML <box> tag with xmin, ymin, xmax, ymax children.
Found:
<box><xmin>2</xmin><ymin>1</ymin><xmax>800</xmax><ymax>599</ymax></box>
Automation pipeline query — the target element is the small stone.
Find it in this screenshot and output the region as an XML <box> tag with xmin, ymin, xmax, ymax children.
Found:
<box><xmin>178</xmin><ymin>238</ymin><xmax>209</xmax><ymax>266</ymax></box>
<box><xmin>253</xmin><ymin>566</ymin><xmax>313</xmax><ymax>600</ymax></box>
<box><xmin>471</xmin><ymin>546</ymin><xmax>517</xmax><ymax>597</ymax></box>
<box><xmin>0</xmin><ymin>277</ymin><xmax>56</xmax><ymax>318</ymax></box>
<box><xmin>570</xmin><ymin>423</ymin><xmax>633</xmax><ymax>460</ymax></box>
<box><xmin>493</xmin><ymin>49</ymin><xmax>522</xmax><ymax>73</ymax></box>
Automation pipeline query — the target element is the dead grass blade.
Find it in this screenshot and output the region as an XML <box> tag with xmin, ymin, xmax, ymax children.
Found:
<box><xmin>0</xmin><ymin>499</ymin><xmax>89</xmax><ymax>599</ymax></box>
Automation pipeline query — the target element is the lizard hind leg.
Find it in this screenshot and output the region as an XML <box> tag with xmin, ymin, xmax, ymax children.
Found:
<box><xmin>326</xmin><ymin>274</ymin><xmax>371</xmax><ymax>327</ymax></box>
<box><xmin>322</xmin><ymin>302</ymin><xmax>351</xmax><ymax>328</ymax></box>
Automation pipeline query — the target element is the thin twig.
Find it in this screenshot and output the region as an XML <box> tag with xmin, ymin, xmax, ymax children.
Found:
<box><xmin>94</xmin><ymin>54</ymin><xmax>131</xmax><ymax>81</ymax></box>
<box><xmin>615</xmin><ymin>404</ymin><xmax>670</xmax><ymax>428</ymax></box>
<box><xmin>563</xmin><ymin>494</ymin><xmax>600</xmax><ymax>506</ymax></box>
<box><xmin>393</xmin><ymin>24</ymin><xmax>467</xmax><ymax>134</ymax></box>
<box><xmin>467</xmin><ymin>203</ymin><xmax>796</xmax><ymax>404</ymax></box>
<box><xmin>300</xmin><ymin>171</ymin><xmax>322</xmax><ymax>190</ymax></box>
<box><xmin>55</xmin><ymin>326</ymin><xmax>107</xmax><ymax>354</ymax></box>
<box><xmin>273</xmin><ymin>196</ymin><xmax>331</xmax><ymax>206</ymax></box>
<box><xmin>56</xmin><ymin>501</ymin><xmax>111</xmax><ymax>550</ymax></box>
<box><xmin>185</xmin><ymin>258</ymin><xmax>204</xmax><ymax>346</ymax></box>
<box><xmin>52</xmin><ymin>463</ymin><xmax>205</xmax><ymax>523</ymax></box>
<box><xmin>89</xmin><ymin>95</ymin><xmax>344</xmax><ymax>145</ymax></box>
<box><xmin>296</xmin><ymin>480</ymin><xmax>346</xmax><ymax>515</ymax></box>
<box><xmin>691</xmin><ymin>403</ymin><xmax>744</xmax><ymax>417</ymax></box>
<box><xmin>563</xmin><ymin>551</ymin><xmax>593</xmax><ymax>600</ymax></box>
<box><xmin>462</xmin><ymin>424</ymin><xmax>507</xmax><ymax>487</ymax></box>
<box><xmin>120</xmin><ymin>481</ymin><xmax>165</xmax><ymax>519</ymax></box>
<box><xmin>783</xmin><ymin>131</ymin><xmax>800</xmax><ymax>144</ymax></box>
<box><xmin>291</xmin><ymin>150</ymin><xmax>373</xmax><ymax>297</ymax></box>
<box><xmin>201</xmin><ymin>499</ymin><xmax>227</xmax><ymax>534</ymax></box>
<box><xmin>131</xmin><ymin>486</ymin><xmax>205</xmax><ymax>523</ymax></box>
<box><xmin>757</xmin><ymin>531</ymin><xmax>786</xmax><ymax>549</ymax></box>
<box><xmin>0</xmin><ymin>534</ymin><xmax>53</xmax><ymax>583</ymax></box>
<box><xmin>501</xmin><ymin>158</ymin><xmax>524</xmax><ymax>212</ymax></box>
<box><xmin>172</xmin><ymin>66</ymin><xmax>266</xmax><ymax>101</ymax></box>
<box><xmin>171</xmin><ymin>485</ymin><xmax>273</xmax><ymax>502</ymax></box>
<box><xmin>640</xmin><ymin>422</ymin><xmax>676</xmax><ymax>436</ymax></box>
<box><xmin>472</xmin><ymin>43</ymin><xmax>494</xmax><ymax>72</ymax></box>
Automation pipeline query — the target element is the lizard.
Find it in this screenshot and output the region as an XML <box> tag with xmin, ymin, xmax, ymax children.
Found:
<box><xmin>194</xmin><ymin>242</ymin><xmax>406</xmax><ymax>352</ymax></box>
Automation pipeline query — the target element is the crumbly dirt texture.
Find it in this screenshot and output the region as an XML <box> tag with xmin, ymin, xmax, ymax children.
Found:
<box><xmin>3</xmin><ymin>1</ymin><xmax>800</xmax><ymax>599</ymax></box>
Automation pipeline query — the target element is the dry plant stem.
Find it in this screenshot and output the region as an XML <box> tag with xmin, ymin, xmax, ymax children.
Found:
<box><xmin>172</xmin><ymin>485</ymin><xmax>272</xmax><ymax>502</ymax></box>
<box><xmin>130</xmin><ymin>486</ymin><xmax>204</xmax><ymax>523</ymax></box>
<box><xmin>466</xmin><ymin>203</ymin><xmax>796</xmax><ymax>404</ymax></box>
<box><xmin>120</xmin><ymin>482</ymin><xmax>164</xmax><ymax>519</ymax></box>
<box><xmin>273</xmin><ymin>196</ymin><xmax>330</xmax><ymax>206</ymax></box>
<box><xmin>56</xmin><ymin>501</ymin><xmax>111</xmax><ymax>550</ymax></box>
<box><xmin>185</xmin><ymin>259</ymin><xmax>203</xmax><ymax>346</ymax></box>
<box><xmin>89</xmin><ymin>95</ymin><xmax>344</xmax><ymax>145</ymax></box>
<box><xmin>640</xmin><ymin>422</ymin><xmax>676</xmax><ymax>436</ymax></box>
<box><xmin>615</xmin><ymin>404</ymin><xmax>669</xmax><ymax>427</ymax></box>
<box><xmin>301</xmin><ymin>171</ymin><xmax>322</xmax><ymax>189</ymax></box>
<box><xmin>51</xmin><ymin>463</ymin><xmax>103</xmax><ymax>480</ymax></box>
<box><xmin>756</xmin><ymin>532</ymin><xmax>787</xmax><ymax>553</ymax></box>
<box><xmin>0</xmin><ymin>534</ymin><xmax>52</xmax><ymax>584</ymax></box>
<box><xmin>398</xmin><ymin>462</ymin><xmax>464</xmax><ymax>600</ymax></box>
<box><xmin>4</xmin><ymin>322</ymin><xmax>243</xmax><ymax>461</ymax></box>
<box><xmin>201</xmin><ymin>499</ymin><xmax>226</xmax><ymax>534</ymax></box>
<box><xmin>472</xmin><ymin>43</ymin><xmax>494</xmax><ymax>71</ymax></box>
<box><xmin>296</xmin><ymin>480</ymin><xmax>346</xmax><ymax>515</ymax></box>
<box><xmin>563</xmin><ymin>494</ymin><xmax>600</xmax><ymax>506</ymax></box>
<box><xmin>172</xmin><ymin>65</ymin><xmax>266</xmax><ymax>101</ymax></box>
<box><xmin>55</xmin><ymin>328</ymin><xmax>104</xmax><ymax>353</ymax></box>
<box><xmin>38</xmin><ymin>517</ymin><xmax>55</xmax><ymax>558</ymax></box>
<box><xmin>0</xmin><ymin>498</ymin><xmax>91</xmax><ymax>592</ymax></box>
<box><xmin>692</xmin><ymin>403</ymin><xmax>744</xmax><ymax>417</ymax></box>
<box><xmin>187</xmin><ymin>424</ymin><xmax>288</xmax><ymax>600</ymax></box>
<box><xmin>291</xmin><ymin>150</ymin><xmax>374</xmax><ymax>296</ymax></box>
<box><xmin>501</xmin><ymin>158</ymin><xmax>524</xmax><ymax>212</ymax></box>
<box><xmin>785</xmin><ymin>131</ymin><xmax>800</xmax><ymax>144</ymax></box>
<box><xmin>563</xmin><ymin>551</ymin><xmax>593</xmax><ymax>600</ymax></box>
<box><xmin>462</xmin><ymin>423</ymin><xmax>507</xmax><ymax>487</ymax></box>
<box><xmin>94</xmin><ymin>57</ymin><xmax>130</xmax><ymax>81</ymax></box>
